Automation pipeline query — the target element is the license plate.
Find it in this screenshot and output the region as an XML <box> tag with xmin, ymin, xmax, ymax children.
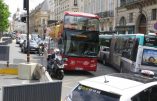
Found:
<box><xmin>75</xmin><ymin>67</ymin><xmax>83</xmax><ymax>70</ymax></box>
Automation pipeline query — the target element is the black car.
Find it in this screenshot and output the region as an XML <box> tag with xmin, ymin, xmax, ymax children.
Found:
<box><xmin>21</xmin><ymin>40</ymin><xmax>39</xmax><ymax>53</ymax></box>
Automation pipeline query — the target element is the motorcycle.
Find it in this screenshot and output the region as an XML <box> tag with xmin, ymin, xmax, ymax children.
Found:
<box><xmin>47</xmin><ymin>54</ymin><xmax>65</xmax><ymax>80</ymax></box>
<box><xmin>38</xmin><ymin>44</ymin><xmax>44</xmax><ymax>56</ymax></box>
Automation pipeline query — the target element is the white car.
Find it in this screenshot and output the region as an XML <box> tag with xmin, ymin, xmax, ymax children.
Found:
<box><xmin>65</xmin><ymin>71</ymin><xmax>157</xmax><ymax>101</ymax></box>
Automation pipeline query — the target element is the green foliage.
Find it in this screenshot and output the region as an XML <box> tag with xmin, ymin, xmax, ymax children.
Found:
<box><xmin>0</xmin><ymin>0</ymin><xmax>10</xmax><ymax>32</ymax></box>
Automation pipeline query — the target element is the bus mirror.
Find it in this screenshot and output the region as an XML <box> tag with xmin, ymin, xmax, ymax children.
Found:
<box><xmin>63</xmin><ymin>58</ymin><xmax>68</xmax><ymax>62</ymax></box>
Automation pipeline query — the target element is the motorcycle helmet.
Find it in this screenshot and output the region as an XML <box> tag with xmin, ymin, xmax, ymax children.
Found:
<box><xmin>54</xmin><ymin>48</ymin><xmax>60</xmax><ymax>54</ymax></box>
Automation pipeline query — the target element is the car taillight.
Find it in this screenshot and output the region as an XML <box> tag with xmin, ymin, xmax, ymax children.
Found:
<box><xmin>90</xmin><ymin>64</ymin><xmax>96</xmax><ymax>68</ymax></box>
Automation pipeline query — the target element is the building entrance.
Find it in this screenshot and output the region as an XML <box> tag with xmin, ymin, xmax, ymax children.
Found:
<box><xmin>137</xmin><ymin>14</ymin><xmax>147</xmax><ymax>34</ymax></box>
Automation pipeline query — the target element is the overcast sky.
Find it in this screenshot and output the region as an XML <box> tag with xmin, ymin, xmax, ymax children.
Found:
<box><xmin>4</xmin><ymin>0</ymin><xmax>44</xmax><ymax>19</ymax></box>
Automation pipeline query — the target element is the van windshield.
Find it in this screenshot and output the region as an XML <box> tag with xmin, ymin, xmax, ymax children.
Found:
<box><xmin>67</xmin><ymin>84</ymin><xmax>120</xmax><ymax>101</ymax></box>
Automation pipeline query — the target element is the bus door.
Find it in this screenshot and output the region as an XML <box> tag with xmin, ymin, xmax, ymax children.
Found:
<box><xmin>111</xmin><ymin>36</ymin><xmax>122</xmax><ymax>70</ymax></box>
<box><xmin>120</xmin><ymin>38</ymin><xmax>139</xmax><ymax>72</ymax></box>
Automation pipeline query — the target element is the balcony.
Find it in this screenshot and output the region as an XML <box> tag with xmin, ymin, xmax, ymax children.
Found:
<box><xmin>96</xmin><ymin>11</ymin><xmax>114</xmax><ymax>18</ymax></box>
<box><xmin>120</xmin><ymin>0</ymin><xmax>157</xmax><ymax>9</ymax></box>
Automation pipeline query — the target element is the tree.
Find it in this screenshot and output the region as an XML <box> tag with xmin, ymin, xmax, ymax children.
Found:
<box><xmin>0</xmin><ymin>0</ymin><xmax>10</xmax><ymax>37</ymax></box>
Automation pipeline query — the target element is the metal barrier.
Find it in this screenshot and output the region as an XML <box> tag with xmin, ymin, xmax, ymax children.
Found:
<box><xmin>2</xmin><ymin>38</ymin><xmax>12</xmax><ymax>44</ymax></box>
<box><xmin>3</xmin><ymin>81</ymin><xmax>62</xmax><ymax>101</ymax></box>
<box><xmin>0</xmin><ymin>46</ymin><xmax>9</xmax><ymax>61</ymax></box>
<box><xmin>0</xmin><ymin>63</ymin><xmax>62</xmax><ymax>101</ymax></box>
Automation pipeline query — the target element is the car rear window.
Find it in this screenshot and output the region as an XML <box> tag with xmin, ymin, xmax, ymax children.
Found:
<box><xmin>67</xmin><ymin>84</ymin><xmax>120</xmax><ymax>101</ymax></box>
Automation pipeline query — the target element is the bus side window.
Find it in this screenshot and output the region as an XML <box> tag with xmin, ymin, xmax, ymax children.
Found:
<box><xmin>122</xmin><ymin>37</ymin><xmax>134</xmax><ymax>59</ymax></box>
<box><xmin>131</xmin><ymin>39</ymin><xmax>139</xmax><ymax>61</ymax></box>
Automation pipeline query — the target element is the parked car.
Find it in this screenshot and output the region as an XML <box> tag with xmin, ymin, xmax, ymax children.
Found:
<box><xmin>21</xmin><ymin>40</ymin><xmax>39</xmax><ymax>53</ymax></box>
<box><xmin>19</xmin><ymin>34</ymin><xmax>27</xmax><ymax>47</ymax></box>
<box><xmin>65</xmin><ymin>70</ymin><xmax>157</xmax><ymax>101</ymax></box>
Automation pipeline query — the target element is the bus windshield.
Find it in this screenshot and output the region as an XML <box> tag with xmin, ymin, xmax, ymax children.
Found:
<box><xmin>64</xmin><ymin>15</ymin><xmax>99</xmax><ymax>31</ymax></box>
<box><xmin>66</xmin><ymin>84</ymin><xmax>120</xmax><ymax>101</ymax></box>
<box><xmin>64</xmin><ymin>29</ymin><xmax>99</xmax><ymax>57</ymax></box>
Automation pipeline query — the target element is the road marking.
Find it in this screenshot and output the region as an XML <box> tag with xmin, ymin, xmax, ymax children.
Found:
<box><xmin>62</xmin><ymin>85</ymin><xmax>73</xmax><ymax>89</ymax></box>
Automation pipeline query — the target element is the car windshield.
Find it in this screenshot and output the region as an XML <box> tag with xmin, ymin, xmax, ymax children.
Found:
<box><xmin>67</xmin><ymin>85</ymin><xmax>120</xmax><ymax>101</ymax></box>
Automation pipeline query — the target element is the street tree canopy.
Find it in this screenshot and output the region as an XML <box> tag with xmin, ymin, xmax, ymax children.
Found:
<box><xmin>0</xmin><ymin>0</ymin><xmax>10</xmax><ymax>32</ymax></box>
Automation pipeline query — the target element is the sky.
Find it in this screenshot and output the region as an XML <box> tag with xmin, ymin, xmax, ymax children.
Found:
<box><xmin>4</xmin><ymin>0</ymin><xmax>44</xmax><ymax>20</ymax></box>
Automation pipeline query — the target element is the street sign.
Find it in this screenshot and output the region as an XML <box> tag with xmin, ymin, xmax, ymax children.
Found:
<box><xmin>0</xmin><ymin>46</ymin><xmax>9</xmax><ymax>61</ymax></box>
<box><xmin>154</xmin><ymin>22</ymin><xmax>157</xmax><ymax>30</ymax></box>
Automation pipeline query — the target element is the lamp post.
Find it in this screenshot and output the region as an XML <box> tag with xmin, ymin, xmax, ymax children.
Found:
<box><xmin>24</xmin><ymin>0</ymin><xmax>30</xmax><ymax>63</ymax></box>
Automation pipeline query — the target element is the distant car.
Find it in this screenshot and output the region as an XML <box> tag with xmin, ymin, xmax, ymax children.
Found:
<box><xmin>19</xmin><ymin>34</ymin><xmax>27</xmax><ymax>47</ymax></box>
<box><xmin>65</xmin><ymin>71</ymin><xmax>157</xmax><ymax>101</ymax></box>
<box><xmin>21</xmin><ymin>40</ymin><xmax>39</xmax><ymax>53</ymax></box>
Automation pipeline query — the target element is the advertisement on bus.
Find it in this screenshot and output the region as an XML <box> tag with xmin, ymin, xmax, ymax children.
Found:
<box><xmin>142</xmin><ymin>49</ymin><xmax>157</xmax><ymax>66</ymax></box>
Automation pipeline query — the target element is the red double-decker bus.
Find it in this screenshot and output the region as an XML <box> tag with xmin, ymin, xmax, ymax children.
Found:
<box><xmin>59</xmin><ymin>11</ymin><xmax>100</xmax><ymax>71</ymax></box>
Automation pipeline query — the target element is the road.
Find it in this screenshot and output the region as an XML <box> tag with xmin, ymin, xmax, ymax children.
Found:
<box><xmin>8</xmin><ymin>40</ymin><xmax>117</xmax><ymax>100</ymax></box>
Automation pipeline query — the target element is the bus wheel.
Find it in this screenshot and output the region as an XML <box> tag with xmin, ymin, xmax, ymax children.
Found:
<box><xmin>120</xmin><ymin>63</ymin><xmax>123</xmax><ymax>73</ymax></box>
<box><xmin>102</xmin><ymin>55</ymin><xmax>106</xmax><ymax>65</ymax></box>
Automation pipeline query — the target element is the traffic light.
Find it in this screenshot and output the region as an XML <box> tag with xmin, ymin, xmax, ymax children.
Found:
<box><xmin>21</xmin><ymin>16</ymin><xmax>26</xmax><ymax>23</ymax></box>
<box><xmin>23</xmin><ymin>0</ymin><xmax>28</xmax><ymax>10</ymax></box>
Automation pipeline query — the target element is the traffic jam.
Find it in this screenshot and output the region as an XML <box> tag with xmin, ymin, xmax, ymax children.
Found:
<box><xmin>2</xmin><ymin>0</ymin><xmax>157</xmax><ymax>100</ymax></box>
<box><xmin>15</xmin><ymin>11</ymin><xmax>157</xmax><ymax>101</ymax></box>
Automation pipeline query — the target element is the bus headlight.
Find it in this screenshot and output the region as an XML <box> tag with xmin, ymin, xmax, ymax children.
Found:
<box><xmin>70</xmin><ymin>60</ymin><xmax>76</xmax><ymax>65</ymax></box>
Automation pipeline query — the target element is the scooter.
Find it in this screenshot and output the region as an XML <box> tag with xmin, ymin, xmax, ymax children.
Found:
<box><xmin>38</xmin><ymin>44</ymin><xmax>44</xmax><ymax>56</ymax></box>
<box><xmin>47</xmin><ymin>54</ymin><xmax>65</xmax><ymax>80</ymax></box>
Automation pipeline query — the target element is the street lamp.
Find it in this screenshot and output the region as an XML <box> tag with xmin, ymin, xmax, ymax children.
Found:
<box><xmin>23</xmin><ymin>0</ymin><xmax>30</xmax><ymax>63</ymax></box>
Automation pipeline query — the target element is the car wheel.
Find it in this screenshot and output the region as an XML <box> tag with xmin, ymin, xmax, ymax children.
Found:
<box><xmin>120</xmin><ymin>62</ymin><xmax>123</xmax><ymax>73</ymax></box>
<box><xmin>24</xmin><ymin>48</ymin><xmax>27</xmax><ymax>53</ymax></box>
<box><xmin>21</xmin><ymin>48</ymin><xmax>23</xmax><ymax>52</ymax></box>
<box><xmin>102</xmin><ymin>55</ymin><xmax>106</xmax><ymax>65</ymax></box>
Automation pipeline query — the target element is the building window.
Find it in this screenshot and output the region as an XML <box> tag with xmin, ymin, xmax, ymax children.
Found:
<box><xmin>129</xmin><ymin>13</ymin><xmax>133</xmax><ymax>23</ymax></box>
<box><xmin>120</xmin><ymin>0</ymin><xmax>126</xmax><ymax>6</ymax></box>
<box><xmin>152</xmin><ymin>9</ymin><xmax>157</xmax><ymax>20</ymax></box>
<box><xmin>119</xmin><ymin>17</ymin><xmax>126</xmax><ymax>26</ymax></box>
<box><xmin>74</xmin><ymin>0</ymin><xmax>77</xmax><ymax>6</ymax></box>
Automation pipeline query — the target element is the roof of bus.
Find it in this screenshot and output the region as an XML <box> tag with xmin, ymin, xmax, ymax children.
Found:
<box><xmin>99</xmin><ymin>34</ymin><xmax>112</xmax><ymax>39</ymax></box>
<box><xmin>64</xmin><ymin>11</ymin><xmax>100</xmax><ymax>19</ymax></box>
<box><xmin>116</xmin><ymin>33</ymin><xmax>144</xmax><ymax>36</ymax></box>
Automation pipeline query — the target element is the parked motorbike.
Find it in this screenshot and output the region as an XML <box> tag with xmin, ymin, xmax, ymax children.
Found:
<box><xmin>47</xmin><ymin>54</ymin><xmax>65</xmax><ymax>80</ymax></box>
<box><xmin>38</xmin><ymin>43</ymin><xmax>44</xmax><ymax>56</ymax></box>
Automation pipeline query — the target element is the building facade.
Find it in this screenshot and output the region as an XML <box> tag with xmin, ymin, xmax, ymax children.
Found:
<box><xmin>29</xmin><ymin>0</ymin><xmax>50</xmax><ymax>36</ymax></box>
<box><xmin>12</xmin><ymin>8</ymin><xmax>27</xmax><ymax>33</ymax></box>
<box><xmin>84</xmin><ymin>0</ymin><xmax>116</xmax><ymax>33</ymax></box>
<box><xmin>116</xmin><ymin>0</ymin><xmax>157</xmax><ymax>34</ymax></box>
<box><xmin>54</xmin><ymin>0</ymin><xmax>84</xmax><ymax>20</ymax></box>
<box><xmin>49</xmin><ymin>0</ymin><xmax>55</xmax><ymax>20</ymax></box>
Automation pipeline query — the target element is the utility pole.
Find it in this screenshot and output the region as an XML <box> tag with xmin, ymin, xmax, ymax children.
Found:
<box><xmin>23</xmin><ymin>0</ymin><xmax>30</xmax><ymax>63</ymax></box>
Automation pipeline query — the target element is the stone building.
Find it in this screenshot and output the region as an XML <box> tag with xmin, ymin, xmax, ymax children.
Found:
<box><xmin>29</xmin><ymin>0</ymin><xmax>50</xmax><ymax>36</ymax></box>
<box><xmin>12</xmin><ymin>8</ymin><xmax>27</xmax><ymax>33</ymax></box>
<box><xmin>116</xmin><ymin>0</ymin><xmax>157</xmax><ymax>34</ymax></box>
<box><xmin>54</xmin><ymin>0</ymin><xmax>84</xmax><ymax>20</ymax></box>
<box><xmin>84</xmin><ymin>0</ymin><xmax>116</xmax><ymax>33</ymax></box>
